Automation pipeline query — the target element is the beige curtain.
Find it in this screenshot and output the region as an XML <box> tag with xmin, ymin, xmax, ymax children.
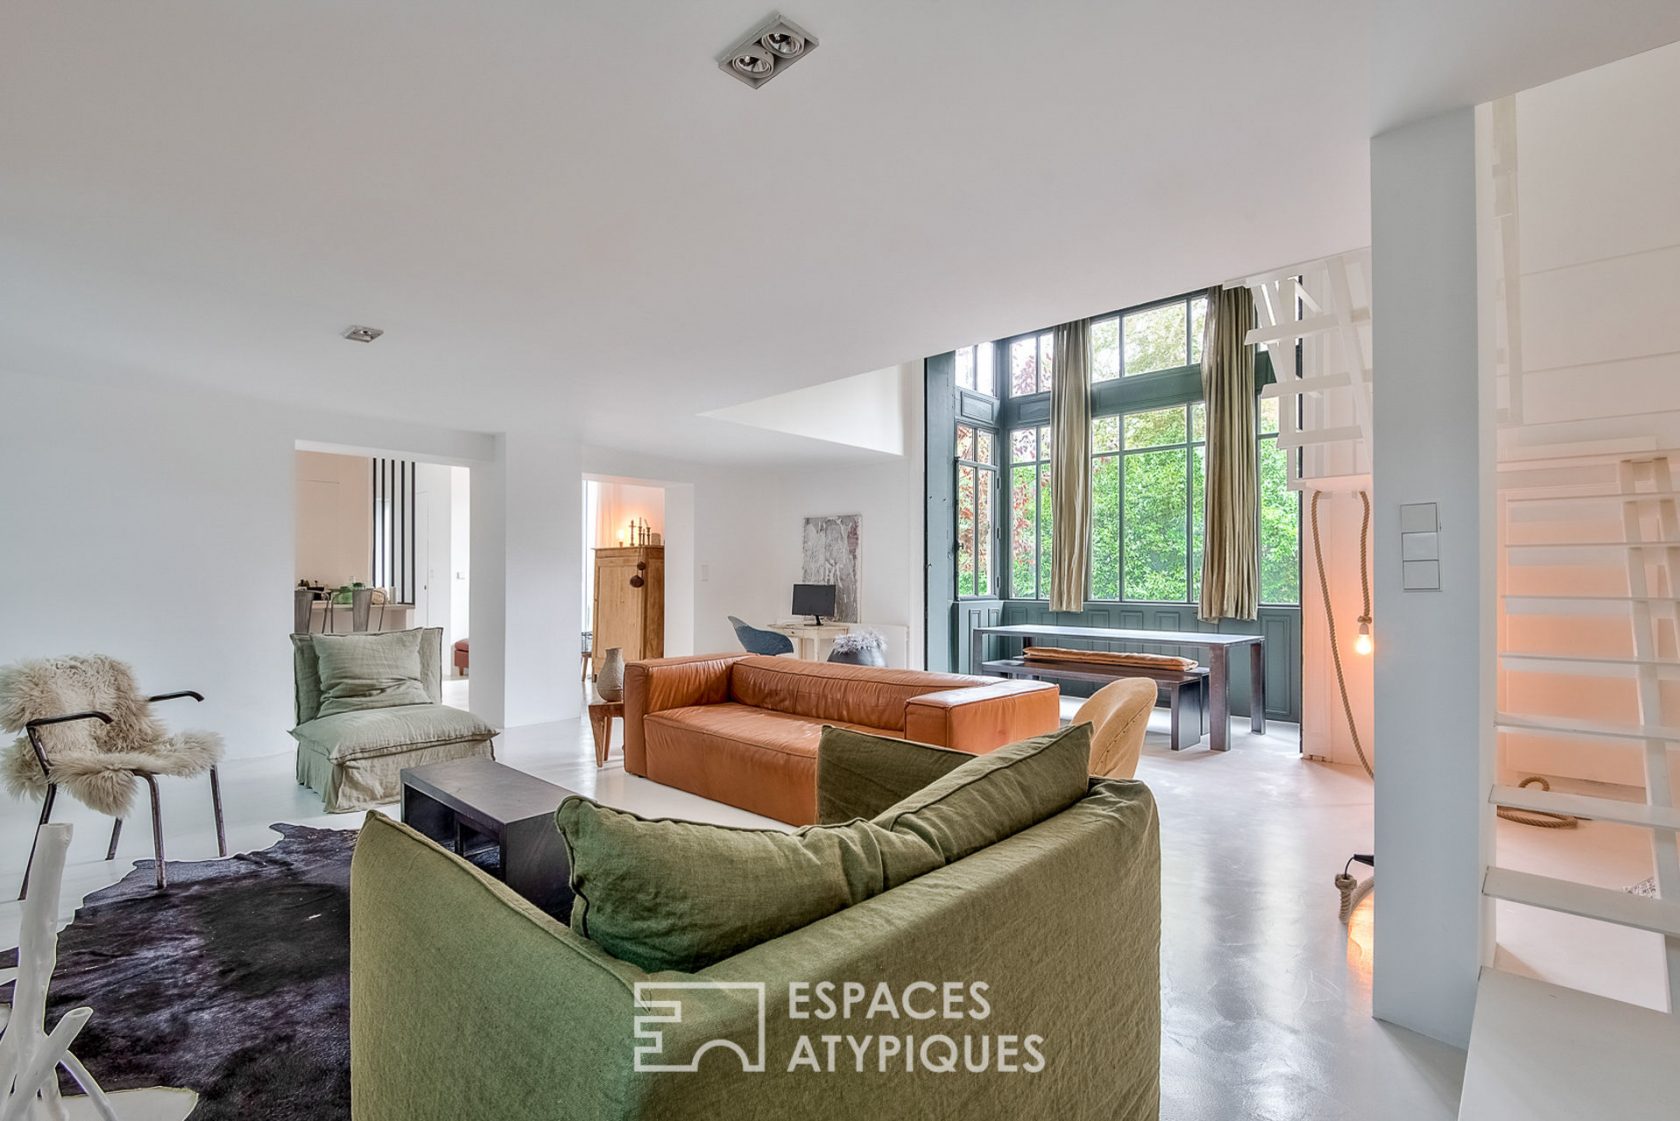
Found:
<box><xmin>1048</xmin><ymin>319</ymin><xmax>1092</xmax><ymax>613</ymax></box>
<box><xmin>1199</xmin><ymin>287</ymin><xmax>1260</xmax><ymax>621</ymax></box>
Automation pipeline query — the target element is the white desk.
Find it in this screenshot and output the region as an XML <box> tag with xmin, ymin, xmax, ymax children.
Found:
<box><xmin>763</xmin><ymin>622</ymin><xmax>852</xmax><ymax>662</ymax></box>
<box><xmin>763</xmin><ymin>622</ymin><xmax>911</xmax><ymax>666</ymax></box>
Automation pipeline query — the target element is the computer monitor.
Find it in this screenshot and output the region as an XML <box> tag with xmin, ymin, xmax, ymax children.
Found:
<box><xmin>791</xmin><ymin>583</ymin><xmax>837</xmax><ymax>625</ymax></box>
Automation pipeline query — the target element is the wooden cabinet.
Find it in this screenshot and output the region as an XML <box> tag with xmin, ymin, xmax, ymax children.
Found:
<box><xmin>592</xmin><ymin>546</ymin><xmax>664</xmax><ymax>674</ymax></box>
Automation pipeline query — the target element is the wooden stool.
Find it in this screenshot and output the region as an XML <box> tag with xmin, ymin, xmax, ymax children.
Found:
<box><xmin>588</xmin><ymin>695</ymin><xmax>624</xmax><ymax>767</ymax></box>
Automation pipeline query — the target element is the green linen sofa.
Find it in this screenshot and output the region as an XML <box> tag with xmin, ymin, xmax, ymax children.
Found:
<box><xmin>291</xmin><ymin>627</ymin><xmax>497</xmax><ymax>812</ymax></box>
<box><xmin>349</xmin><ymin>760</ymin><xmax>1161</xmax><ymax>1119</ymax></box>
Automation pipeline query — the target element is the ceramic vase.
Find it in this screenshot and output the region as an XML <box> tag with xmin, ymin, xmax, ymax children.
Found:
<box><xmin>597</xmin><ymin>647</ymin><xmax>626</xmax><ymax>701</ymax></box>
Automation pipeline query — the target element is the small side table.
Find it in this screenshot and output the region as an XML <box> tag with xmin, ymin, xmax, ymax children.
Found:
<box><xmin>589</xmin><ymin>694</ymin><xmax>624</xmax><ymax>767</ymax></box>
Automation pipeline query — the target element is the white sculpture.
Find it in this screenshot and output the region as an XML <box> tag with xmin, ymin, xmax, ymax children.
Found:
<box><xmin>0</xmin><ymin>824</ymin><xmax>197</xmax><ymax>1121</ymax></box>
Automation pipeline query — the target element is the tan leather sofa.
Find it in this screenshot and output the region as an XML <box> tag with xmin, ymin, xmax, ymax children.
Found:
<box><xmin>623</xmin><ymin>654</ymin><xmax>1060</xmax><ymax>824</ymax></box>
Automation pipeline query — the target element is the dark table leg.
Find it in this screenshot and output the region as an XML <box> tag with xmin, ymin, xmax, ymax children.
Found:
<box><xmin>970</xmin><ymin>627</ymin><xmax>985</xmax><ymax>676</ymax></box>
<box><xmin>504</xmin><ymin>817</ymin><xmax>574</xmax><ymax>922</ymax></box>
<box><xmin>1208</xmin><ymin>645</ymin><xmax>1230</xmax><ymax>752</ymax></box>
<box><xmin>1249</xmin><ymin>640</ymin><xmax>1267</xmax><ymax>734</ymax></box>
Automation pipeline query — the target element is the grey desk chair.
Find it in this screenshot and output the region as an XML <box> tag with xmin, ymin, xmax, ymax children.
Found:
<box><xmin>727</xmin><ymin>616</ymin><xmax>795</xmax><ymax>656</ymax></box>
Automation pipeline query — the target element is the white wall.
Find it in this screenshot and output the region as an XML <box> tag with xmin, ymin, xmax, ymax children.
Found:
<box><xmin>447</xmin><ymin>465</ymin><xmax>471</xmax><ymax>663</ymax></box>
<box><xmin>703</xmin><ymin>365</ymin><xmax>908</xmax><ymax>456</ymax></box>
<box><xmin>293</xmin><ymin>450</ymin><xmax>372</xmax><ymax>588</ymax></box>
<box><xmin>689</xmin><ymin>363</ymin><xmax>926</xmax><ymax>666</ymax></box>
<box><xmin>0</xmin><ymin>368</ymin><xmax>494</xmax><ymax>760</ymax></box>
<box><xmin>1370</xmin><ymin>106</ymin><xmax>1494</xmax><ymax>1049</ymax></box>
<box><xmin>414</xmin><ymin>461</ymin><xmax>453</xmax><ymax>642</ymax></box>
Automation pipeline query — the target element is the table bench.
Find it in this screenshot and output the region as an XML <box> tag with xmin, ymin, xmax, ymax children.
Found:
<box><xmin>971</xmin><ymin>623</ymin><xmax>1264</xmax><ymax>752</ymax></box>
<box><xmin>982</xmin><ymin>657</ymin><xmax>1208</xmax><ymax>750</ymax></box>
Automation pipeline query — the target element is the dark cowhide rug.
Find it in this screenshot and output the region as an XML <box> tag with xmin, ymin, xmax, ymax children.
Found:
<box><xmin>1</xmin><ymin>824</ymin><xmax>355</xmax><ymax>1121</ymax></box>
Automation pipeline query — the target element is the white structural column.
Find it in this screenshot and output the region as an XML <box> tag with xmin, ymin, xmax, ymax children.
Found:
<box><xmin>471</xmin><ymin>429</ymin><xmax>585</xmax><ymax>729</ymax></box>
<box><xmin>1371</xmin><ymin>106</ymin><xmax>1495</xmax><ymax>1048</ymax></box>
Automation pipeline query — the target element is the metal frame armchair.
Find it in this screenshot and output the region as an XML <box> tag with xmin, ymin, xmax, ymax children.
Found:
<box><xmin>3</xmin><ymin>656</ymin><xmax>227</xmax><ymax>898</ymax></box>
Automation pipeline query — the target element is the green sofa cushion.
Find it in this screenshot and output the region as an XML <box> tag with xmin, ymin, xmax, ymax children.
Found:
<box><xmin>556</xmin><ymin>797</ymin><xmax>942</xmax><ymax>973</ymax></box>
<box><xmin>815</xmin><ymin>726</ymin><xmax>975</xmax><ymax>823</ymax></box>
<box><xmin>873</xmin><ymin>722</ymin><xmax>1092</xmax><ymax>864</ymax></box>
<box><xmin>292</xmin><ymin>627</ymin><xmax>443</xmax><ymax>723</ymax></box>
<box><xmin>291</xmin><ymin>703</ymin><xmax>496</xmax><ymax>762</ymax></box>
<box><xmin>312</xmin><ymin>630</ymin><xmax>432</xmax><ymax>717</ymax></box>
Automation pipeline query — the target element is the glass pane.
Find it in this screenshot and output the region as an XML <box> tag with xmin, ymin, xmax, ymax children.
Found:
<box><xmin>955</xmin><ymin>424</ymin><xmax>974</xmax><ymax>461</ymax></box>
<box><xmin>1038</xmin><ymin>332</ymin><xmax>1054</xmax><ymax>392</ymax></box>
<box><xmin>1091</xmin><ymin>316</ymin><xmax>1120</xmax><ymax>382</ymax></box>
<box><xmin>1009</xmin><ymin>338</ymin><xmax>1038</xmax><ymax>396</ymax></box>
<box><xmin>1038</xmin><ymin>462</ymin><xmax>1054</xmax><ymax>600</ymax></box>
<box><xmin>1189</xmin><ymin>296</ymin><xmax>1208</xmax><ymax>366</ymax></box>
<box><xmin>1123</xmin><ymin>301</ymin><xmax>1188</xmax><ymax>376</ymax></box>
<box><xmin>1191</xmin><ymin>402</ymin><xmax>1206</xmax><ymax>443</ymax></box>
<box><xmin>955</xmin><ymin>346</ymin><xmax>975</xmax><ymax>390</ymax></box>
<box><xmin>1124</xmin><ymin>406</ymin><xmax>1187</xmax><ymax>449</ymax></box>
<box><xmin>1010</xmin><ymin>465</ymin><xmax>1038</xmax><ymax>597</ymax></box>
<box><xmin>976</xmin><ymin>468</ymin><xmax>994</xmax><ymax>596</ymax></box>
<box><xmin>1090</xmin><ymin>454</ymin><xmax>1120</xmax><ymax>600</ymax></box>
<box><xmin>1191</xmin><ymin>444</ymin><xmax>1206</xmax><ymax>603</ymax></box>
<box><xmin>1038</xmin><ymin>425</ymin><xmax>1054</xmax><ymax>461</ymax></box>
<box><xmin>976</xmin><ymin>341</ymin><xmax>996</xmax><ymax>396</ymax></box>
<box><xmin>975</xmin><ymin>428</ymin><xmax>995</xmax><ymax>464</ymax></box>
<box><xmin>957</xmin><ymin>465</ymin><xmax>976</xmax><ymax>597</ymax></box>
<box><xmin>1258</xmin><ymin>395</ymin><xmax>1279</xmax><ymax>436</ymax></box>
<box><xmin>1010</xmin><ymin>427</ymin><xmax>1036</xmax><ymax>463</ymax></box>
<box><xmin>1259</xmin><ymin>436</ymin><xmax>1300</xmax><ymax>603</ymax></box>
<box><xmin>1123</xmin><ymin>448</ymin><xmax>1189</xmax><ymax>601</ymax></box>
<box><xmin>1092</xmin><ymin>415</ymin><xmax>1120</xmax><ymax>454</ymax></box>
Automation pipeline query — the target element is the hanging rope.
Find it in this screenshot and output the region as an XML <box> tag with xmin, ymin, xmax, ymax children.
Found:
<box><xmin>1310</xmin><ymin>490</ymin><xmax>1373</xmax><ymax>779</ymax></box>
<box><xmin>1495</xmin><ymin>775</ymin><xmax>1579</xmax><ymax>829</ymax></box>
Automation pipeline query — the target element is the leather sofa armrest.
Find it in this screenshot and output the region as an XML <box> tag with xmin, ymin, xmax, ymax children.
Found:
<box><xmin>622</xmin><ymin>654</ymin><xmax>747</xmax><ymax>775</ymax></box>
<box><xmin>902</xmin><ymin>680</ymin><xmax>1061</xmax><ymax>753</ymax></box>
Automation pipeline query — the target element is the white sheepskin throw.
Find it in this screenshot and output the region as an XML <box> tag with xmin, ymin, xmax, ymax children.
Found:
<box><xmin>0</xmin><ymin>655</ymin><xmax>224</xmax><ymax>818</ymax></box>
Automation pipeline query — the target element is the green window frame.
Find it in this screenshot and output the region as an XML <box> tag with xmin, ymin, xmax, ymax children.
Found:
<box><xmin>955</xmin><ymin>422</ymin><xmax>999</xmax><ymax>599</ymax></box>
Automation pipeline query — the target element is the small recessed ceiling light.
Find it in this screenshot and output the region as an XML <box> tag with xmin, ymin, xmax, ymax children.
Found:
<box><xmin>730</xmin><ymin>45</ymin><xmax>774</xmax><ymax>79</ymax></box>
<box><xmin>718</xmin><ymin>12</ymin><xmax>817</xmax><ymax>89</ymax></box>
<box><xmin>761</xmin><ymin>29</ymin><xmax>804</xmax><ymax>59</ymax></box>
<box><xmin>341</xmin><ymin>325</ymin><xmax>383</xmax><ymax>343</ymax></box>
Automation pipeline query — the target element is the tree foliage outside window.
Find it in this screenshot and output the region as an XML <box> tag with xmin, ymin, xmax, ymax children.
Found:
<box><xmin>955</xmin><ymin>342</ymin><xmax>997</xmax><ymax>396</ymax></box>
<box><xmin>982</xmin><ymin>289</ymin><xmax>1298</xmax><ymax>606</ymax></box>
<box><xmin>1007</xmin><ymin>425</ymin><xmax>1052</xmax><ymax>598</ymax></box>
<box><xmin>955</xmin><ymin>423</ymin><xmax>998</xmax><ymax>597</ymax></box>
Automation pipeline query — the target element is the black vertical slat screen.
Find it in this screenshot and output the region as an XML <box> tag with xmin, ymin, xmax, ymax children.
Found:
<box><xmin>371</xmin><ymin>457</ymin><xmax>417</xmax><ymax>604</ymax></box>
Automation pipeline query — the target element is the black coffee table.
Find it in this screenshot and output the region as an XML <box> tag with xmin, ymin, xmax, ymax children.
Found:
<box><xmin>399</xmin><ymin>757</ymin><xmax>575</xmax><ymax>921</ymax></box>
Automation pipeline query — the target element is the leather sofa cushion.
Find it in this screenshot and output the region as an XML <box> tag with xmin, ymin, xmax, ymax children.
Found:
<box><xmin>727</xmin><ymin>655</ymin><xmax>985</xmax><ymax>731</ymax></box>
<box><xmin>556</xmin><ymin>796</ymin><xmax>942</xmax><ymax>973</ymax></box>
<box><xmin>874</xmin><ymin>722</ymin><xmax>1093</xmax><ymax>864</ymax></box>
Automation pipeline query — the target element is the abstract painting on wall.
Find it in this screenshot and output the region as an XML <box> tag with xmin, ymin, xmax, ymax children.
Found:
<box><xmin>801</xmin><ymin>514</ymin><xmax>860</xmax><ymax>622</ymax></box>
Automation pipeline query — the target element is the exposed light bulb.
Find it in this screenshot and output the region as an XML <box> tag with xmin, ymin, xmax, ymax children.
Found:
<box><xmin>1354</xmin><ymin>619</ymin><xmax>1373</xmax><ymax>657</ymax></box>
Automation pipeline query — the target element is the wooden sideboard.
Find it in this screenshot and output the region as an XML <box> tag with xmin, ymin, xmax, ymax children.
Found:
<box><xmin>591</xmin><ymin>546</ymin><xmax>663</xmax><ymax>674</ymax></box>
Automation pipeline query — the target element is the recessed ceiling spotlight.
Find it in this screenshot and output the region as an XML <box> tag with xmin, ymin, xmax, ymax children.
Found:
<box><xmin>341</xmin><ymin>325</ymin><xmax>383</xmax><ymax>343</ymax></box>
<box><xmin>718</xmin><ymin>12</ymin><xmax>817</xmax><ymax>89</ymax></box>
<box><xmin>729</xmin><ymin>44</ymin><xmax>774</xmax><ymax>80</ymax></box>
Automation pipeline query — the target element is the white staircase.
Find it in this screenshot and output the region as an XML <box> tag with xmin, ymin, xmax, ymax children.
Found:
<box><xmin>1481</xmin><ymin>92</ymin><xmax>1680</xmax><ymax>1018</ymax></box>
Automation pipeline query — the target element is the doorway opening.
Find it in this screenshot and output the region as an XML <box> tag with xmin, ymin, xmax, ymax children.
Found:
<box><xmin>294</xmin><ymin>448</ymin><xmax>471</xmax><ymax>706</ymax></box>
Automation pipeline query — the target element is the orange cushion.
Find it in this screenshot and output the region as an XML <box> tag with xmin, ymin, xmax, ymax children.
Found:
<box><xmin>726</xmin><ymin>655</ymin><xmax>983</xmax><ymax>731</ymax></box>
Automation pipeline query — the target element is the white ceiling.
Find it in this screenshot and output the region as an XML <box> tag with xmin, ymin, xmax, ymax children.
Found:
<box><xmin>3</xmin><ymin>3</ymin><xmax>1676</xmax><ymax>464</ymax></box>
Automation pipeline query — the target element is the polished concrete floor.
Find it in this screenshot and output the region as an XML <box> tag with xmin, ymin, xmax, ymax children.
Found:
<box><xmin>1</xmin><ymin>692</ymin><xmax>1468</xmax><ymax>1120</ymax></box>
